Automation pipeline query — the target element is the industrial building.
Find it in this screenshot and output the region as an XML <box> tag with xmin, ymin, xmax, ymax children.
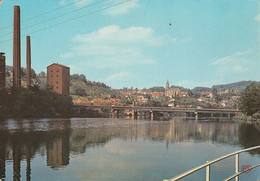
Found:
<box><xmin>47</xmin><ymin>63</ymin><xmax>70</xmax><ymax>97</ymax></box>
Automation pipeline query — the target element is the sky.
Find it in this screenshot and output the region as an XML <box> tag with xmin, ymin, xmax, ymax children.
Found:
<box><xmin>0</xmin><ymin>0</ymin><xmax>260</xmax><ymax>89</ymax></box>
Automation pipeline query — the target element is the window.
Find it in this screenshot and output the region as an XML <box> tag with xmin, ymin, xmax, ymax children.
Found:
<box><xmin>56</xmin><ymin>87</ymin><xmax>59</xmax><ymax>89</ymax></box>
<box><xmin>56</xmin><ymin>75</ymin><xmax>59</xmax><ymax>77</ymax></box>
<box><xmin>56</xmin><ymin>82</ymin><xmax>58</xmax><ymax>84</ymax></box>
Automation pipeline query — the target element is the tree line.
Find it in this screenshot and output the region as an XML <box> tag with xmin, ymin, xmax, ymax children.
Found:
<box><xmin>0</xmin><ymin>86</ymin><xmax>73</xmax><ymax>118</ymax></box>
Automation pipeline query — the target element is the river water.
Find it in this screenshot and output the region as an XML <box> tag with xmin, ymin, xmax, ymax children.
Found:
<box><xmin>0</xmin><ymin>118</ymin><xmax>259</xmax><ymax>181</ymax></box>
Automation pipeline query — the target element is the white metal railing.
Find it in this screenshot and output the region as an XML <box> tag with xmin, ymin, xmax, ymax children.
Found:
<box><xmin>163</xmin><ymin>145</ymin><xmax>260</xmax><ymax>181</ymax></box>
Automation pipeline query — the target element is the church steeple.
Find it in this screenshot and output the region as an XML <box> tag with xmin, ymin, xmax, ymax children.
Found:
<box><xmin>166</xmin><ymin>80</ymin><xmax>169</xmax><ymax>93</ymax></box>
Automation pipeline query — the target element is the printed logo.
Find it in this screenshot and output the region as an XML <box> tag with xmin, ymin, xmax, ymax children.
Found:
<box><xmin>241</xmin><ymin>165</ymin><xmax>252</xmax><ymax>174</ymax></box>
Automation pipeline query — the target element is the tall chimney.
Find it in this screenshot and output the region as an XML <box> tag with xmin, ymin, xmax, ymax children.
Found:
<box><xmin>0</xmin><ymin>53</ymin><xmax>5</xmax><ymax>89</ymax></box>
<box><xmin>13</xmin><ymin>5</ymin><xmax>21</xmax><ymax>90</ymax></box>
<box><xmin>26</xmin><ymin>36</ymin><xmax>31</xmax><ymax>88</ymax></box>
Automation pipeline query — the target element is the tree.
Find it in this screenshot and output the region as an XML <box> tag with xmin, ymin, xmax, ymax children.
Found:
<box><xmin>79</xmin><ymin>74</ymin><xmax>87</xmax><ymax>83</ymax></box>
<box><xmin>38</xmin><ymin>71</ymin><xmax>46</xmax><ymax>78</ymax></box>
<box><xmin>71</xmin><ymin>74</ymin><xmax>80</xmax><ymax>81</ymax></box>
<box><xmin>13</xmin><ymin>86</ymin><xmax>73</xmax><ymax>118</ymax></box>
<box><xmin>238</xmin><ymin>83</ymin><xmax>260</xmax><ymax>116</ymax></box>
<box><xmin>71</xmin><ymin>84</ymin><xmax>87</xmax><ymax>97</ymax></box>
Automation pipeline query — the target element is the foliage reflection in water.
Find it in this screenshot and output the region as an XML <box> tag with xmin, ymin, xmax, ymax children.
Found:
<box><xmin>0</xmin><ymin>118</ymin><xmax>259</xmax><ymax>181</ymax></box>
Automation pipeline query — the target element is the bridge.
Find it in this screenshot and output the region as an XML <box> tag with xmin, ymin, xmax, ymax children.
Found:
<box><xmin>74</xmin><ymin>105</ymin><xmax>242</xmax><ymax>120</ymax></box>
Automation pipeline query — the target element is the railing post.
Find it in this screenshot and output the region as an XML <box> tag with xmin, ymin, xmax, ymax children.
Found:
<box><xmin>206</xmin><ymin>161</ymin><xmax>210</xmax><ymax>181</ymax></box>
<box><xmin>235</xmin><ymin>153</ymin><xmax>239</xmax><ymax>181</ymax></box>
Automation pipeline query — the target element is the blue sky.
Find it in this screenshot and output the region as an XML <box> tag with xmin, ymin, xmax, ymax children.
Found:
<box><xmin>0</xmin><ymin>0</ymin><xmax>260</xmax><ymax>89</ymax></box>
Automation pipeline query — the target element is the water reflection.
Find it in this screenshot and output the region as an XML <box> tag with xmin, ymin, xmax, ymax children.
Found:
<box><xmin>0</xmin><ymin>118</ymin><xmax>259</xmax><ymax>181</ymax></box>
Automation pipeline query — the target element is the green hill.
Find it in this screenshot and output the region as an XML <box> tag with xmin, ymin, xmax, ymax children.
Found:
<box><xmin>212</xmin><ymin>81</ymin><xmax>259</xmax><ymax>91</ymax></box>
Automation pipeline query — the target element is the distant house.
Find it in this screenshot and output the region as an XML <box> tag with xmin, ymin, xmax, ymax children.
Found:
<box><xmin>151</xmin><ymin>92</ymin><xmax>164</xmax><ymax>98</ymax></box>
<box><xmin>73</xmin><ymin>97</ymin><xmax>92</xmax><ymax>106</ymax></box>
<box><xmin>167</xmin><ymin>101</ymin><xmax>175</xmax><ymax>107</ymax></box>
<box><xmin>180</xmin><ymin>91</ymin><xmax>189</xmax><ymax>97</ymax></box>
<box><xmin>197</xmin><ymin>97</ymin><xmax>207</xmax><ymax>102</ymax></box>
<box><xmin>218</xmin><ymin>89</ymin><xmax>229</xmax><ymax>95</ymax></box>
<box><xmin>47</xmin><ymin>63</ymin><xmax>70</xmax><ymax>97</ymax></box>
<box><xmin>201</xmin><ymin>91</ymin><xmax>213</xmax><ymax>98</ymax></box>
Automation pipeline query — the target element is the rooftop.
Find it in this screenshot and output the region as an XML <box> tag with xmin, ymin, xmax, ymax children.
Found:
<box><xmin>47</xmin><ymin>63</ymin><xmax>70</xmax><ymax>69</ymax></box>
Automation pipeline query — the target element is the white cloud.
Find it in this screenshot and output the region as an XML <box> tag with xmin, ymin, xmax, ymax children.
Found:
<box><xmin>59</xmin><ymin>0</ymin><xmax>92</xmax><ymax>7</ymax></box>
<box><xmin>211</xmin><ymin>49</ymin><xmax>252</xmax><ymax>74</ymax></box>
<box><xmin>212</xmin><ymin>49</ymin><xmax>252</xmax><ymax>65</ymax></box>
<box><xmin>74</xmin><ymin>0</ymin><xmax>92</xmax><ymax>7</ymax></box>
<box><xmin>255</xmin><ymin>14</ymin><xmax>260</xmax><ymax>22</ymax></box>
<box><xmin>59</xmin><ymin>0</ymin><xmax>66</xmax><ymax>6</ymax></box>
<box><xmin>105</xmin><ymin>72</ymin><xmax>132</xmax><ymax>82</ymax></box>
<box><xmin>60</xmin><ymin>25</ymin><xmax>163</xmax><ymax>69</ymax></box>
<box><xmin>105</xmin><ymin>0</ymin><xmax>140</xmax><ymax>16</ymax></box>
<box><xmin>59</xmin><ymin>0</ymin><xmax>139</xmax><ymax>16</ymax></box>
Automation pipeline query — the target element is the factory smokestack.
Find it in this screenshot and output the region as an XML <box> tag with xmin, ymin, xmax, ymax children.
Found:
<box><xmin>0</xmin><ymin>52</ymin><xmax>5</xmax><ymax>89</ymax></box>
<box><xmin>13</xmin><ymin>5</ymin><xmax>21</xmax><ymax>90</ymax></box>
<box><xmin>26</xmin><ymin>36</ymin><xmax>31</xmax><ymax>88</ymax></box>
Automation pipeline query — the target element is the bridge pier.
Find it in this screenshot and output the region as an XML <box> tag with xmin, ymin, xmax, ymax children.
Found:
<box><xmin>133</xmin><ymin>110</ymin><xmax>138</xmax><ymax>119</ymax></box>
<box><xmin>111</xmin><ymin>109</ymin><xmax>119</xmax><ymax>118</ymax></box>
<box><xmin>228</xmin><ymin>113</ymin><xmax>231</xmax><ymax>119</ymax></box>
<box><xmin>195</xmin><ymin>112</ymin><xmax>198</xmax><ymax>121</ymax></box>
<box><xmin>77</xmin><ymin>108</ymin><xmax>81</xmax><ymax>115</ymax></box>
<box><xmin>184</xmin><ymin>112</ymin><xmax>187</xmax><ymax>117</ymax></box>
<box><xmin>149</xmin><ymin>110</ymin><xmax>154</xmax><ymax>120</ymax></box>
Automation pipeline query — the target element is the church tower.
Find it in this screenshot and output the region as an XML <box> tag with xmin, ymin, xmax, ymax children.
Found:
<box><xmin>165</xmin><ymin>80</ymin><xmax>169</xmax><ymax>95</ymax></box>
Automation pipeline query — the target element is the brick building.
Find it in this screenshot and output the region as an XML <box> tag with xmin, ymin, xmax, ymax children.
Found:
<box><xmin>0</xmin><ymin>53</ymin><xmax>5</xmax><ymax>89</ymax></box>
<box><xmin>47</xmin><ymin>63</ymin><xmax>70</xmax><ymax>97</ymax></box>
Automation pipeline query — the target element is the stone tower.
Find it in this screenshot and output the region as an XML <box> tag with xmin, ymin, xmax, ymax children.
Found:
<box><xmin>165</xmin><ymin>80</ymin><xmax>169</xmax><ymax>94</ymax></box>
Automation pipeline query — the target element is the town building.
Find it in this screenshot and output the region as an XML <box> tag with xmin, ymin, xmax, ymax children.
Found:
<box><xmin>180</xmin><ymin>91</ymin><xmax>189</xmax><ymax>97</ymax></box>
<box><xmin>165</xmin><ymin>80</ymin><xmax>181</xmax><ymax>98</ymax></box>
<box><xmin>47</xmin><ymin>63</ymin><xmax>70</xmax><ymax>97</ymax></box>
<box><xmin>201</xmin><ymin>91</ymin><xmax>213</xmax><ymax>98</ymax></box>
<box><xmin>0</xmin><ymin>53</ymin><xmax>5</xmax><ymax>89</ymax></box>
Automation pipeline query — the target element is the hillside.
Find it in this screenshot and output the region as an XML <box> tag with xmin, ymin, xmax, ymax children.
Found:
<box><xmin>192</xmin><ymin>87</ymin><xmax>212</xmax><ymax>93</ymax></box>
<box><xmin>5</xmin><ymin>65</ymin><xmax>259</xmax><ymax>97</ymax></box>
<box><xmin>5</xmin><ymin>66</ymin><xmax>115</xmax><ymax>100</ymax></box>
<box><xmin>212</xmin><ymin>81</ymin><xmax>259</xmax><ymax>91</ymax></box>
<box><xmin>70</xmin><ymin>74</ymin><xmax>115</xmax><ymax>100</ymax></box>
<box><xmin>191</xmin><ymin>81</ymin><xmax>259</xmax><ymax>93</ymax></box>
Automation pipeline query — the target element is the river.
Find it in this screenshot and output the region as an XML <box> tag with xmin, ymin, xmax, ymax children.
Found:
<box><xmin>0</xmin><ymin>118</ymin><xmax>259</xmax><ymax>181</ymax></box>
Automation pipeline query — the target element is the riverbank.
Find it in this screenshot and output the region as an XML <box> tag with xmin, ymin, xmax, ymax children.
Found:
<box><xmin>233</xmin><ymin>113</ymin><xmax>260</xmax><ymax>123</ymax></box>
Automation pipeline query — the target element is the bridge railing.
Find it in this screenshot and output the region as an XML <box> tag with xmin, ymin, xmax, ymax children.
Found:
<box><xmin>163</xmin><ymin>145</ymin><xmax>260</xmax><ymax>181</ymax></box>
